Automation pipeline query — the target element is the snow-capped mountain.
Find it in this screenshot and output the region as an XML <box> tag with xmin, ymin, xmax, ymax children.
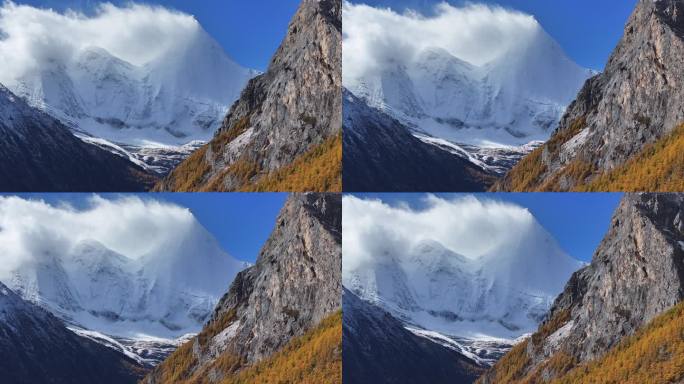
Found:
<box><xmin>344</xmin><ymin>13</ymin><xmax>593</xmax><ymax>173</ymax></box>
<box><xmin>0</xmin><ymin>200</ymin><xmax>249</xmax><ymax>365</ymax></box>
<box><xmin>6</xmin><ymin>25</ymin><xmax>256</xmax><ymax>174</ymax></box>
<box><xmin>342</xmin><ymin>196</ymin><xmax>583</xmax><ymax>364</ymax></box>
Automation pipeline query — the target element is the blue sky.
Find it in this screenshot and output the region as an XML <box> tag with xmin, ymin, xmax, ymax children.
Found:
<box><xmin>348</xmin><ymin>193</ymin><xmax>623</xmax><ymax>262</ymax></box>
<box><xmin>11</xmin><ymin>0</ymin><xmax>300</xmax><ymax>70</ymax></box>
<box><xmin>5</xmin><ymin>193</ymin><xmax>288</xmax><ymax>263</ymax></box>
<box><xmin>349</xmin><ymin>0</ymin><xmax>638</xmax><ymax>70</ymax></box>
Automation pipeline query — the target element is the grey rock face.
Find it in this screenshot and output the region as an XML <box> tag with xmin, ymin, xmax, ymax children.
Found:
<box><xmin>0</xmin><ymin>282</ymin><xmax>144</xmax><ymax>383</ymax></box>
<box><xmin>209</xmin><ymin>193</ymin><xmax>341</xmax><ymax>362</ymax></box>
<box><xmin>145</xmin><ymin>193</ymin><xmax>341</xmax><ymax>383</ymax></box>
<box><xmin>497</xmin><ymin>0</ymin><xmax>684</xmax><ymax>190</ymax></box>
<box><xmin>481</xmin><ymin>193</ymin><xmax>684</xmax><ymax>381</ymax></box>
<box><xmin>343</xmin><ymin>89</ymin><xmax>496</xmax><ymax>192</ymax></box>
<box><xmin>158</xmin><ymin>0</ymin><xmax>341</xmax><ymax>191</ymax></box>
<box><xmin>552</xmin><ymin>193</ymin><xmax>684</xmax><ymax>361</ymax></box>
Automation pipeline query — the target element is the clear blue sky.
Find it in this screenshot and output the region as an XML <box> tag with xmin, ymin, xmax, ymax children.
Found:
<box><xmin>12</xmin><ymin>0</ymin><xmax>300</xmax><ymax>70</ymax></box>
<box><xmin>350</xmin><ymin>0</ymin><xmax>638</xmax><ymax>70</ymax></box>
<box><xmin>348</xmin><ymin>193</ymin><xmax>624</xmax><ymax>262</ymax></box>
<box><xmin>5</xmin><ymin>193</ymin><xmax>288</xmax><ymax>263</ymax></box>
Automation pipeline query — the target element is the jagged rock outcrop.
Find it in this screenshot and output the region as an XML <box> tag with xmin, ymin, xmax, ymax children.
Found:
<box><xmin>343</xmin><ymin>89</ymin><xmax>496</xmax><ymax>192</ymax></box>
<box><xmin>479</xmin><ymin>193</ymin><xmax>684</xmax><ymax>383</ymax></box>
<box><xmin>0</xmin><ymin>282</ymin><xmax>144</xmax><ymax>383</ymax></box>
<box><xmin>157</xmin><ymin>0</ymin><xmax>341</xmax><ymax>192</ymax></box>
<box><xmin>0</xmin><ymin>85</ymin><xmax>156</xmax><ymax>191</ymax></box>
<box><xmin>343</xmin><ymin>288</ymin><xmax>484</xmax><ymax>384</ymax></box>
<box><xmin>143</xmin><ymin>193</ymin><xmax>342</xmax><ymax>383</ymax></box>
<box><xmin>495</xmin><ymin>0</ymin><xmax>684</xmax><ymax>191</ymax></box>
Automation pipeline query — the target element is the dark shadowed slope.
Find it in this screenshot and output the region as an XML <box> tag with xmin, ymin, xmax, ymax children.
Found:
<box><xmin>0</xmin><ymin>282</ymin><xmax>144</xmax><ymax>384</ymax></box>
<box><xmin>343</xmin><ymin>288</ymin><xmax>484</xmax><ymax>384</ymax></box>
<box><xmin>0</xmin><ymin>84</ymin><xmax>156</xmax><ymax>191</ymax></box>
<box><xmin>343</xmin><ymin>89</ymin><xmax>495</xmax><ymax>192</ymax></box>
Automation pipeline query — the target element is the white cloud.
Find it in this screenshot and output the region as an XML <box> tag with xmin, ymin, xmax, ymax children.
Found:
<box><xmin>342</xmin><ymin>1</ymin><xmax>540</xmax><ymax>84</ymax></box>
<box><xmin>0</xmin><ymin>195</ymin><xmax>195</xmax><ymax>275</ymax></box>
<box><xmin>342</xmin><ymin>194</ymin><xmax>539</xmax><ymax>272</ymax></box>
<box><xmin>0</xmin><ymin>1</ymin><xmax>200</xmax><ymax>85</ymax></box>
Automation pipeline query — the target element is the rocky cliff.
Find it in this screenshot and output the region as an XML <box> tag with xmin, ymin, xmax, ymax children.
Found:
<box><xmin>495</xmin><ymin>0</ymin><xmax>684</xmax><ymax>191</ymax></box>
<box><xmin>157</xmin><ymin>0</ymin><xmax>342</xmax><ymax>192</ymax></box>
<box><xmin>0</xmin><ymin>282</ymin><xmax>144</xmax><ymax>383</ymax></box>
<box><xmin>0</xmin><ymin>84</ymin><xmax>156</xmax><ymax>191</ymax></box>
<box><xmin>479</xmin><ymin>193</ymin><xmax>684</xmax><ymax>383</ymax></box>
<box><xmin>143</xmin><ymin>193</ymin><xmax>342</xmax><ymax>383</ymax></box>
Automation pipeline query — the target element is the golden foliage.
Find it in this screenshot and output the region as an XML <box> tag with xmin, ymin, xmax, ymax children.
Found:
<box><xmin>499</xmin><ymin>119</ymin><xmax>684</xmax><ymax>192</ymax></box>
<box><xmin>220</xmin><ymin>311</ymin><xmax>342</xmax><ymax>384</ymax></box>
<box><xmin>480</xmin><ymin>302</ymin><xmax>684</xmax><ymax>384</ymax></box>
<box><xmin>532</xmin><ymin>310</ymin><xmax>571</xmax><ymax>346</ymax></box>
<box><xmin>576</xmin><ymin>123</ymin><xmax>684</xmax><ymax>192</ymax></box>
<box><xmin>153</xmin><ymin>145</ymin><xmax>211</xmax><ymax>192</ymax></box>
<box><xmin>493</xmin><ymin>146</ymin><xmax>547</xmax><ymax>191</ymax></box>
<box><xmin>477</xmin><ymin>340</ymin><xmax>531</xmax><ymax>384</ymax></box>
<box><xmin>160</xmin><ymin>129</ymin><xmax>341</xmax><ymax>192</ymax></box>
<box><xmin>198</xmin><ymin>309</ymin><xmax>237</xmax><ymax>347</ymax></box>
<box><xmin>551</xmin><ymin>300</ymin><xmax>684</xmax><ymax>384</ymax></box>
<box><xmin>153</xmin><ymin>116</ymin><xmax>252</xmax><ymax>192</ymax></box>
<box><xmin>478</xmin><ymin>310</ymin><xmax>572</xmax><ymax>384</ymax></box>
<box><xmin>143</xmin><ymin>312</ymin><xmax>341</xmax><ymax>384</ymax></box>
<box><xmin>495</xmin><ymin>117</ymin><xmax>587</xmax><ymax>191</ymax></box>
<box><xmin>239</xmin><ymin>133</ymin><xmax>342</xmax><ymax>192</ymax></box>
<box><xmin>211</xmin><ymin>117</ymin><xmax>251</xmax><ymax>154</ymax></box>
<box><xmin>145</xmin><ymin>309</ymin><xmax>240</xmax><ymax>384</ymax></box>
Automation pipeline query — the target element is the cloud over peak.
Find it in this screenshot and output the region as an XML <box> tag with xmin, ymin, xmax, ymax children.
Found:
<box><xmin>342</xmin><ymin>194</ymin><xmax>546</xmax><ymax>272</ymax></box>
<box><xmin>342</xmin><ymin>1</ymin><xmax>541</xmax><ymax>84</ymax></box>
<box><xmin>0</xmin><ymin>1</ymin><xmax>201</xmax><ymax>86</ymax></box>
<box><xmin>0</xmin><ymin>195</ymin><xmax>197</xmax><ymax>276</ymax></box>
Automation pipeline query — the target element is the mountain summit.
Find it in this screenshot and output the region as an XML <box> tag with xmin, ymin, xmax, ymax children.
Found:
<box><xmin>7</xmin><ymin>18</ymin><xmax>255</xmax><ymax>174</ymax></box>
<box><xmin>341</xmin><ymin>3</ymin><xmax>591</xmax><ymax>189</ymax></box>
<box><xmin>345</xmin><ymin>21</ymin><xmax>591</xmax><ymax>149</ymax></box>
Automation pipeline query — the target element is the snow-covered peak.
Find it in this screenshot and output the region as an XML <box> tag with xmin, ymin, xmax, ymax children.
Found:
<box><xmin>4</xmin><ymin>19</ymin><xmax>256</xmax><ymax>149</ymax></box>
<box><xmin>0</xmin><ymin>196</ymin><xmax>249</xmax><ymax>340</ymax></box>
<box><xmin>342</xmin><ymin>195</ymin><xmax>583</xmax><ymax>341</ymax></box>
<box><xmin>343</xmin><ymin>3</ymin><xmax>593</xmax><ymax>148</ymax></box>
